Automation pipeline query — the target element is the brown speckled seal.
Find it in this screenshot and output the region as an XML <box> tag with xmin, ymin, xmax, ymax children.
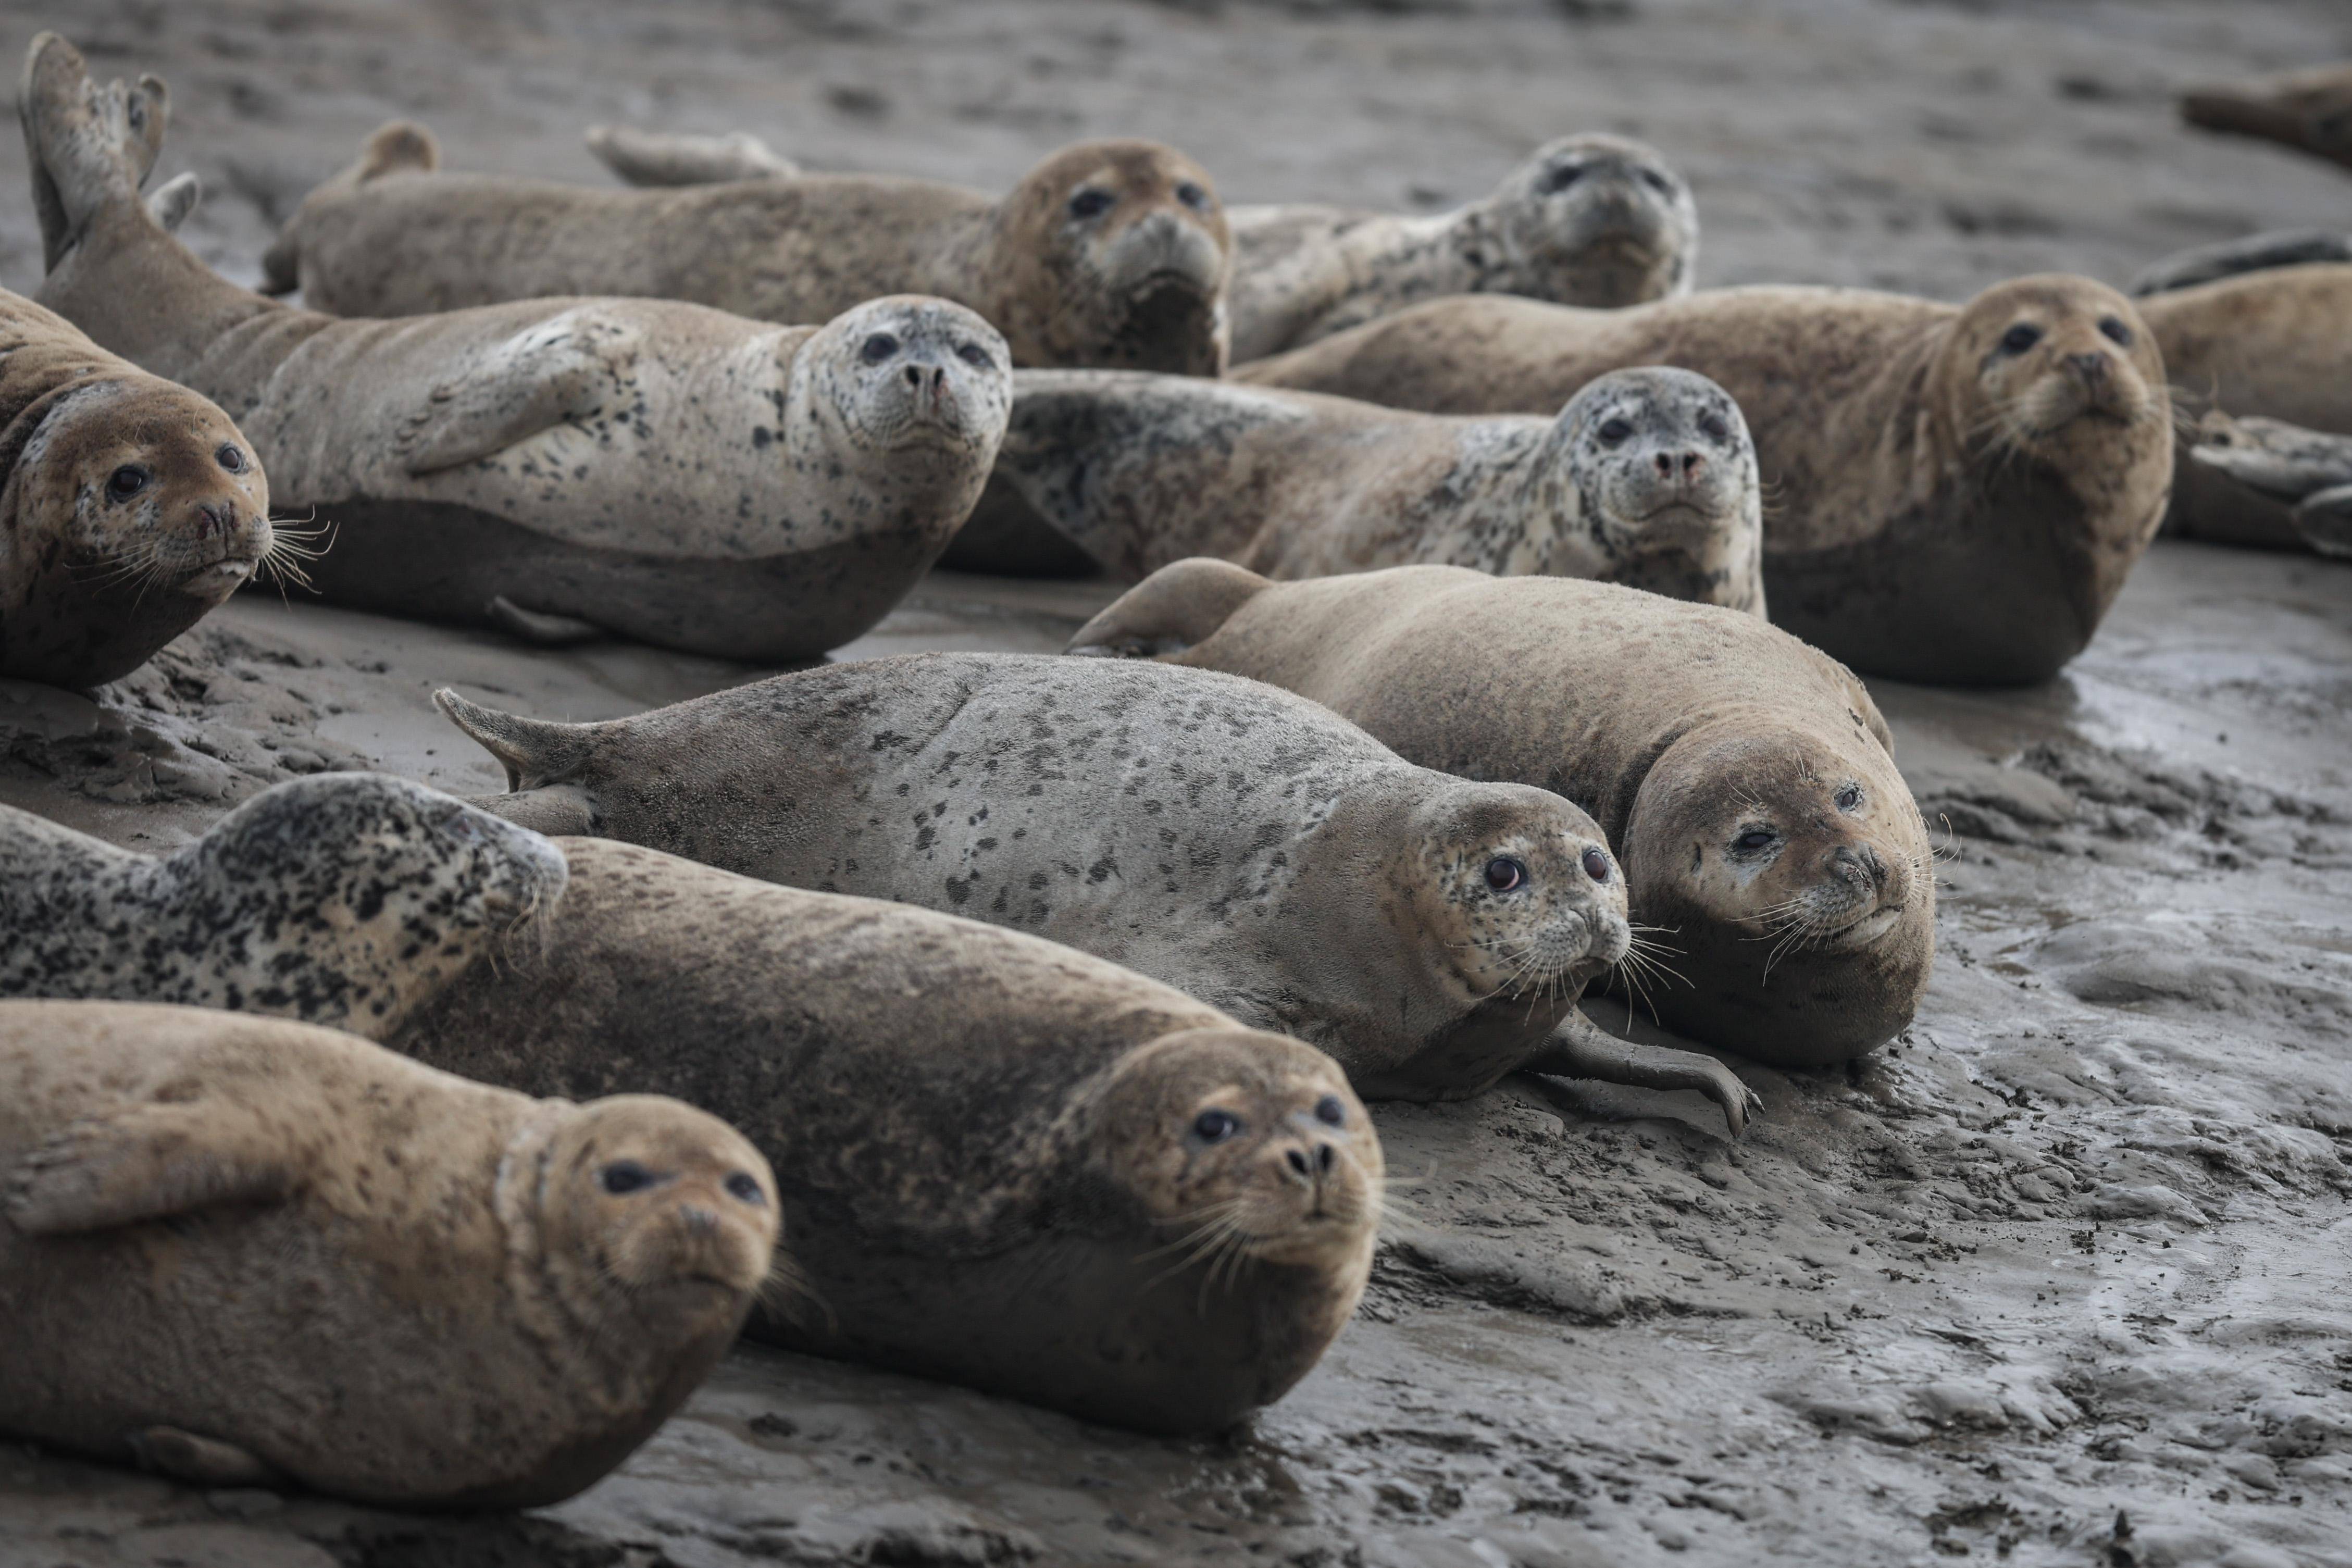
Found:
<box><xmin>0</xmin><ymin>999</ymin><xmax>776</xmax><ymax>1507</ymax></box>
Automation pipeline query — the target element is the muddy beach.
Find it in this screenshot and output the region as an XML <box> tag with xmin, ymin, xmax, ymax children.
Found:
<box><xmin>3</xmin><ymin>2</ymin><xmax>2350</xmax><ymax>1565</ymax></box>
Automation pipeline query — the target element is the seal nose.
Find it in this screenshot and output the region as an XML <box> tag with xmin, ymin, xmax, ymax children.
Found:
<box><xmin>1830</xmin><ymin>843</ymin><xmax>1887</xmax><ymax>892</ymax></box>
<box><xmin>2067</xmin><ymin>351</ymin><xmax>2110</xmax><ymax>387</ymax></box>
<box><xmin>1280</xmin><ymin>1140</ymin><xmax>1339</xmax><ymax>1185</ymax></box>
<box><xmin>1653</xmin><ymin>449</ymin><xmax>1706</xmax><ymax>487</ymax></box>
<box><xmin>193</xmin><ymin>502</ymin><xmax>232</xmax><ymax>540</ymax></box>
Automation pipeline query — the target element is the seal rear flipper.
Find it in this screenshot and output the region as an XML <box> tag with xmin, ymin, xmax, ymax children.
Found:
<box><xmin>127</xmin><ymin>1426</ymin><xmax>280</xmax><ymax>1488</ymax></box>
<box><xmin>1522</xmin><ymin>1010</ymin><xmax>1763</xmax><ymax>1138</ymax></box>
<box><xmin>19</xmin><ymin>33</ymin><xmax>167</xmax><ymax>273</ymax></box>
<box><xmin>5</xmin><ymin>1101</ymin><xmax>301</xmax><ymax>1236</ymax></box>
<box><xmin>2293</xmin><ymin>483</ymin><xmax>2352</xmax><ymax>558</ymax></box>
<box><xmin>399</xmin><ymin>312</ymin><xmax>640</xmax><ymax>476</ymax></box>
<box><xmin>260</xmin><ymin>120</ymin><xmax>439</xmax><ymax>295</ymax></box>
<box><xmin>584</xmin><ymin>123</ymin><xmax>797</xmax><ymax>186</ymax></box>
<box><xmin>433</xmin><ymin>688</ymin><xmax>600</xmax><ymax>793</ymax></box>
<box><xmin>1066</xmin><ymin>558</ymin><xmax>1272</xmax><ymax>659</ymax></box>
<box><xmin>144</xmin><ymin>169</ymin><xmax>199</xmax><ymax>234</ymax></box>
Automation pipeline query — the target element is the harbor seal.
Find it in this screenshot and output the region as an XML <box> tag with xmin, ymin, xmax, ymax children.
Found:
<box><xmin>2130</xmin><ymin>230</ymin><xmax>2352</xmax><ymax>298</ymax></box>
<box><xmin>2169</xmin><ymin>410</ymin><xmax>2352</xmax><ymax>557</ymax></box>
<box><xmin>392</xmin><ymin>836</ymin><xmax>1381</xmax><ymax>1434</ymax></box>
<box><xmin>23</xmin><ymin>35</ymin><xmax>1009</xmax><ymax>662</ymax></box>
<box><xmin>0</xmin><ymin>773</ymin><xmax>567</xmax><ymax>1039</ymax></box>
<box><xmin>0</xmin><ymin>284</ymin><xmax>270</xmax><ymax>688</ymax></box>
<box><xmin>1070</xmin><ymin>562</ymin><xmax>1934</xmax><ymax>1068</ymax></box>
<box><xmin>2180</xmin><ymin>64</ymin><xmax>2352</xmax><ymax>173</ymax></box>
<box><xmin>989</xmin><ymin>364</ymin><xmax>1764</xmax><ymax>609</ymax></box>
<box><xmin>0</xmin><ymin>999</ymin><xmax>777</xmax><ymax>1507</ymax></box>
<box><xmin>434</xmin><ymin>653</ymin><xmax>1757</xmax><ymax>1129</ymax></box>
<box><xmin>263</xmin><ymin>121</ymin><xmax>1233</xmax><ymax>376</ymax></box>
<box><xmin>1226</xmin><ymin>133</ymin><xmax>1698</xmax><ymax>362</ymax></box>
<box><xmin>1234</xmin><ymin>276</ymin><xmax>2174</xmax><ymax>686</ymax></box>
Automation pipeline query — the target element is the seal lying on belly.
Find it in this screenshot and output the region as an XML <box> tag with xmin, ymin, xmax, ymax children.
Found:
<box><xmin>436</xmin><ymin>653</ymin><xmax>1758</xmax><ymax>1130</ymax></box>
<box><xmin>263</xmin><ymin>119</ymin><xmax>1232</xmax><ymax>376</ymax></box>
<box><xmin>22</xmin><ymin>35</ymin><xmax>1009</xmax><ymax>661</ymax></box>
<box><xmin>1069</xmin><ymin>562</ymin><xmax>1934</xmax><ymax>1069</ymax></box>
<box><xmin>0</xmin><ymin>284</ymin><xmax>269</xmax><ymax>687</ymax></box>
<box><xmin>0</xmin><ymin>999</ymin><xmax>777</xmax><ymax>1508</ymax></box>
<box><xmin>991</xmin><ymin>364</ymin><xmax>1763</xmax><ymax>610</ymax></box>
<box><xmin>2179</xmin><ymin>63</ymin><xmax>2352</xmax><ymax>173</ymax></box>
<box><xmin>1234</xmin><ymin>276</ymin><xmax>2174</xmax><ymax>686</ymax></box>
<box><xmin>0</xmin><ymin>773</ymin><xmax>567</xmax><ymax>1039</ymax></box>
<box><xmin>392</xmin><ymin>837</ymin><xmax>1382</xmax><ymax>1435</ymax></box>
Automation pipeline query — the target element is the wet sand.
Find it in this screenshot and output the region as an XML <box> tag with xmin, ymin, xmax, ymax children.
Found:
<box><xmin>5</xmin><ymin>2</ymin><xmax>2351</xmax><ymax>1565</ymax></box>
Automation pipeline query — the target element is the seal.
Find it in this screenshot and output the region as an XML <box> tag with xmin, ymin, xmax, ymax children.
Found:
<box><xmin>1234</xmin><ymin>276</ymin><xmax>2174</xmax><ymax>686</ymax></box>
<box><xmin>23</xmin><ymin>35</ymin><xmax>1010</xmax><ymax>662</ymax></box>
<box><xmin>2130</xmin><ymin>230</ymin><xmax>2352</xmax><ymax>298</ymax></box>
<box><xmin>262</xmin><ymin>119</ymin><xmax>1233</xmax><ymax>375</ymax></box>
<box><xmin>0</xmin><ymin>998</ymin><xmax>778</xmax><ymax>1508</ymax></box>
<box><xmin>2169</xmin><ymin>409</ymin><xmax>2352</xmax><ymax>557</ymax></box>
<box><xmin>1069</xmin><ymin>561</ymin><xmax>1935</xmax><ymax>1069</ymax></box>
<box><xmin>1226</xmin><ymin>132</ymin><xmax>1699</xmax><ymax>363</ymax></box>
<box><xmin>433</xmin><ymin>653</ymin><xmax>1758</xmax><ymax>1130</ymax></box>
<box><xmin>2180</xmin><ymin>64</ymin><xmax>2352</xmax><ymax>173</ymax></box>
<box><xmin>990</xmin><ymin>364</ymin><xmax>1764</xmax><ymax>609</ymax></box>
<box><xmin>390</xmin><ymin>835</ymin><xmax>1382</xmax><ymax>1435</ymax></box>
<box><xmin>0</xmin><ymin>772</ymin><xmax>568</xmax><ymax>1040</ymax></box>
<box><xmin>0</xmin><ymin>285</ymin><xmax>269</xmax><ymax>688</ymax></box>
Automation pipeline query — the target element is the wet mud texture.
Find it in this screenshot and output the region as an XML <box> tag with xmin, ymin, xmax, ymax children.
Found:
<box><xmin>4</xmin><ymin>1</ymin><xmax>2352</xmax><ymax>1565</ymax></box>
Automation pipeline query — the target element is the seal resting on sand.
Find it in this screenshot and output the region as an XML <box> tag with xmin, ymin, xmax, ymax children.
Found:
<box><xmin>23</xmin><ymin>34</ymin><xmax>1009</xmax><ymax>662</ymax></box>
<box><xmin>1232</xmin><ymin>276</ymin><xmax>2174</xmax><ymax>685</ymax></box>
<box><xmin>0</xmin><ymin>999</ymin><xmax>777</xmax><ymax>1508</ymax></box>
<box><xmin>1069</xmin><ymin>561</ymin><xmax>1935</xmax><ymax>1069</ymax></box>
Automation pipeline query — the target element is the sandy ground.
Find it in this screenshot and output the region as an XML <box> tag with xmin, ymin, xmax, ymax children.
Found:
<box><xmin>4</xmin><ymin>2</ymin><xmax>2352</xmax><ymax>1565</ymax></box>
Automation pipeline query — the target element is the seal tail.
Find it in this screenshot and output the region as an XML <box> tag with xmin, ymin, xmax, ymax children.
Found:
<box><xmin>260</xmin><ymin>120</ymin><xmax>439</xmax><ymax>296</ymax></box>
<box><xmin>434</xmin><ymin>689</ymin><xmax>598</xmax><ymax>792</ymax></box>
<box><xmin>1066</xmin><ymin>558</ymin><xmax>1273</xmax><ymax>660</ymax></box>
<box><xmin>20</xmin><ymin>32</ymin><xmax>167</xmax><ymax>273</ymax></box>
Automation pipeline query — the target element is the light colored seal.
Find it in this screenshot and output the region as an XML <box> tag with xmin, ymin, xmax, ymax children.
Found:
<box><xmin>24</xmin><ymin>35</ymin><xmax>1010</xmax><ymax>662</ymax></box>
<box><xmin>391</xmin><ymin>836</ymin><xmax>1382</xmax><ymax>1435</ymax></box>
<box><xmin>2180</xmin><ymin>64</ymin><xmax>2352</xmax><ymax>173</ymax></box>
<box><xmin>1226</xmin><ymin>132</ymin><xmax>1699</xmax><ymax>363</ymax></box>
<box><xmin>991</xmin><ymin>364</ymin><xmax>1764</xmax><ymax>610</ymax></box>
<box><xmin>2170</xmin><ymin>409</ymin><xmax>2352</xmax><ymax>557</ymax></box>
<box><xmin>434</xmin><ymin>653</ymin><xmax>1757</xmax><ymax>1130</ymax></box>
<box><xmin>0</xmin><ymin>284</ymin><xmax>269</xmax><ymax>688</ymax></box>
<box><xmin>0</xmin><ymin>999</ymin><xmax>778</xmax><ymax>1507</ymax></box>
<box><xmin>263</xmin><ymin>120</ymin><xmax>1234</xmax><ymax>376</ymax></box>
<box><xmin>1070</xmin><ymin>562</ymin><xmax>1935</xmax><ymax>1068</ymax></box>
<box><xmin>1235</xmin><ymin>276</ymin><xmax>2174</xmax><ymax>686</ymax></box>
<box><xmin>0</xmin><ymin>773</ymin><xmax>567</xmax><ymax>1040</ymax></box>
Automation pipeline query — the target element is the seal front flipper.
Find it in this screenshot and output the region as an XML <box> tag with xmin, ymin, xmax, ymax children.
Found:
<box><xmin>6</xmin><ymin>1100</ymin><xmax>302</xmax><ymax>1236</ymax></box>
<box><xmin>2292</xmin><ymin>483</ymin><xmax>2352</xmax><ymax>558</ymax></box>
<box><xmin>398</xmin><ymin>312</ymin><xmax>642</xmax><ymax>475</ymax></box>
<box><xmin>127</xmin><ymin>1426</ymin><xmax>280</xmax><ymax>1488</ymax></box>
<box><xmin>488</xmin><ymin>596</ymin><xmax>604</xmax><ymax>648</ymax></box>
<box><xmin>434</xmin><ymin>688</ymin><xmax>599</xmax><ymax>794</ymax></box>
<box><xmin>584</xmin><ymin>123</ymin><xmax>797</xmax><ymax>187</ymax></box>
<box><xmin>1066</xmin><ymin>558</ymin><xmax>1272</xmax><ymax>658</ymax></box>
<box><xmin>1522</xmin><ymin>1011</ymin><xmax>1763</xmax><ymax>1138</ymax></box>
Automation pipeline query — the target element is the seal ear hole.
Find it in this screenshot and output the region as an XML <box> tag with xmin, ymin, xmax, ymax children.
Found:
<box><xmin>2098</xmin><ymin>315</ymin><xmax>2135</xmax><ymax>348</ymax></box>
<box><xmin>1596</xmin><ymin>418</ymin><xmax>1635</xmax><ymax>447</ymax></box>
<box><xmin>600</xmin><ymin>1160</ymin><xmax>656</xmax><ymax>1196</ymax></box>
<box><xmin>1998</xmin><ymin>322</ymin><xmax>2044</xmax><ymax>356</ymax></box>
<box><xmin>215</xmin><ymin>444</ymin><xmax>247</xmax><ymax>474</ymax></box>
<box><xmin>1580</xmin><ymin>846</ymin><xmax>1613</xmax><ymax>883</ymax></box>
<box><xmin>1835</xmin><ymin>783</ymin><xmax>1864</xmax><ymax>812</ymax></box>
<box><xmin>858</xmin><ymin>332</ymin><xmax>900</xmax><ymax>365</ymax></box>
<box><xmin>106</xmin><ymin>465</ymin><xmax>151</xmax><ymax>502</ymax></box>
<box><xmin>1313</xmin><ymin>1095</ymin><xmax>1347</xmax><ymax>1128</ymax></box>
<box><xmin>1483</xmin><ymin>856</ymin><xmax>1527</xmax><ymax>892</ymax></box>
<box><xmin>725</xmin><ymin>1172</ymin><xmax>767</xmax><ymax>1206</ymax></box>
<box><xmin>1192</xmin><ymin>1109</ymin><xmax>1242</xmax><ymax>1144</ymax></box>
<box><xmin>1068</xmin><ymin>187</ymin><xmax>1115</xmax><ymax>220</ymax></box>
<box><xmin>1174</xmin><ymin>180</ymin><xmax>1210</xmax><ymax>211</ymax></box>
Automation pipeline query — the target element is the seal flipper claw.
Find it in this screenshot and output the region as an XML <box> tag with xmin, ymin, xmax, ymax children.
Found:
<box><xmin>488</xmin><ymin>596</ymin><xmax>603</xmax><ymax>647</ymax></box>
<box><xmin>1066</xmin><ymin>557</ymin><xmax>1272</xmax><ymax>659</ymax></box>
<box><xmin>433</xmin><ymin>688</ymin><xmax>599</xmax><ymax>792</ymax></box>
<box><xmin>128</xmin><ymin>1426</ymin><xmax>279</xmax><ymax>1487</ymax></box>
<box><xmin>7</xmin><ymin>1102</ymin><xmax>301</xmax><ymax>1236</ymax></box>
<box><xmin>1525</xmin><ymin>1012</ymin><xmax>1759</xmax><ymax>1138</ymax></box>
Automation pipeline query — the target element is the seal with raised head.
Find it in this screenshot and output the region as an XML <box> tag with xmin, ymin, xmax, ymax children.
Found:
<box><xmin>0</xmin><ymin>283</ymin><xmax>269</xmax><ymax>688</ymax></box>
<box><xmin>434</xmin><ymin>653</ymin><xmax>1758</xmax><ymax>1130</ymax></box>
<box><xmin>990</xmin><ymin>364</ymin><xmax>1763</xmax><ymax>609</ymax></box>
<box><xmin>24</xmin><ymin>35</ymin><xmax>1009</xmax><ymax>661</ymax></box>
<box><xmin>1</xmin><ymin>772</ymin><xmax>567</xmax><ymax>1040</ymax></box>
<box><xmin>391</xmin><ymin>836</ymin><xmax>1383</xmax><ymax>1434</ymax></box>
<box><xmin>262</xmin><ymin>119</ymin><xmax>1232</xmax><ymax>376</ymax></box>
<box><xmin>1234</xmin><ymin>276</ymin><xmax>2174</xmax><ymax>686</ymax></box>
<box><xmin>1069</xmin><ymin>561</ymin><xmax>1935</xmax><ymax>1069</ymax></box>
<box><xmin>1226</xmin><ymin>132</ymin><xmax>1698</xmax><ymax>363</ymax></box>
<box><xmin>0</xmin><ymin>999</ymin><xmax>778</xmax><ymax>1507</ymax></box>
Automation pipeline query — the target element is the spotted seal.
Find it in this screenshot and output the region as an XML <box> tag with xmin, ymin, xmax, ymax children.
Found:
<box><xmin>0</xmin><ymin>773</ymin><xmax>567</xmax><ymax>1040</ymax></box>
<box><xmin>261</xmin><ymin>121</ymin><xmax>1232</xmax><ymax>376</ymax></box>
<box><xmin>435</xmin><ymin>653</ymin><xmax>1756</xmax><ymax>1130</ymax></box>
<box><xmin>1071</xmin><ymin>562</ymin><xmax>1935</xmax><ymax>1069</ymax></box>
<box><xmin>0</xmin><ymin>999</ymin><xmax>777</xmax><ymax>1507</ymax></box>
<box><xmin>23</xmin><ymin>35</ymin><xmax>1009</xmax><ymax>661</ymax></box>
<box><xmin>989</xmin><ymin>364</ymin><xmax>1763</xmax><ymax>609</ymax></box>
<box><xmin>1234</xmin><ymin>276</ymin><xmax>2174</xmax><ymax>686</ymax></box>
<box><xmin>390</xmin><ymin>836</ymin><xmax>1382</xmax><ymax>1434</ymax></box>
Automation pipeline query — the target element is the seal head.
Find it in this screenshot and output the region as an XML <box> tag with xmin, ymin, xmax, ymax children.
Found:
<box><xmin>802</xmin><ymin>294</ymin><xmax>1012</xmax><ymax>475</ymax></box>
<box><xmin>1488</xmin><ymin>133</ymin><xmax>1698</xmax><ymax>306</ymax></box>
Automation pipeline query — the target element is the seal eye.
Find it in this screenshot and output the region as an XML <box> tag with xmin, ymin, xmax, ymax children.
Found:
<box><xmin>1541</xmin><ymin>164</ymin><xmax>1584</xmax><ymax>194</ymax></box>
<box><xmin>1731</xmin><ymin>828</ymin><xmax>1778</xmax><ymax>856</ymax></box>
<box><xmin>1068</xmin><ymin>188</ymin><xmax>1115</xmax><ymax>220</ymax></box>
<box><xmin>1193</xmin><ymin>1108</ymin><xmax>1241</xmax><ymax>1143</ymax></box>
<box><xmin>1581</xmin><ymin>845</ymin><xmax>1612</xmax><ymax>882</ymax></box>
<box><xmin>1698</xmin><ymin>413</ymin><xmax>1730</xmax><ymax>442</ymax></box>
<box><xmin>216</xmin><ymin>444</ymin><xmax>246</xmax><ymax>474</ymax></box>
<box><xmin>1174</xmin><ymin>180</ymin><xmax>1210</xmax><ymax>210</ymax></box>
<box><xmin>859</xmin><ymin>333</ymin><xmax>900</xmax><ymax>365</ymax></box>
<box><xmin>106</xmin><ymin>465</ymin><xmax>151</xmax><ymax>501</ymax></box>
<box><xmin>1484</xmin><ymin>856</ymin><xmax>1526</xmax><ymax>892</ymax></box>
<box><xmin>1313</xmin><ymin>1094</ymin><xmax>1347</xmax><ymax>1127</ymax></box>
<box><xmin>725</xmin><ymin>1172</ymin><xmax>767</xmax><ymax>1206</ymax></box>
<box><xmin>2098</xmin><ymin>315</ymin><xmax>2134</xmax><ymax>348</ymax></box>
<box><xmin>1596</xmin><ymin>418</ymin><xmax>1635</xmax><ymax>446</ymax></box>
<box><xmin>601</xmin><ymin>1160</ymin><xmax>655</xmax><ymax>1196</ymax></box>
<box><xmin>1998</xmin><ymin>323</ymin><xmax>2043</xmax><ymax>355</ymax></box>
<box><xmin>1835</xmin><ymin>783</ymin><xmax>1863</xmax><ymax>812</ymax></box>
<box><xmin>955</xmin><ymin>342</ymin><xmax>994</xmax><ymax>369</ymax></box>
<box><xmin>1639</xmin><ymin>168</ymin><xmax>1673</xmax><ymax>194</ymax></box>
